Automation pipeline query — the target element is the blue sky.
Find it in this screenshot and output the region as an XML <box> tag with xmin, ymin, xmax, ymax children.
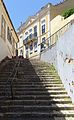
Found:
<box><xmin>3</xmin><ymin>0</ymin><xmax>63</xmax><ymax>30</ymax></box>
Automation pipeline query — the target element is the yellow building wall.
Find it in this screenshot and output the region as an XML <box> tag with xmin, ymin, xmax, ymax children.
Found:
<box><xmin>51</xmin><ymin>14</ymin><xmax>74</xmax><ymax>44</ymax></box>
<box><xmin>40</xmin><ymin>14</ymin><xmax>49</xmax><ymax>42</ymax></box>
<box><xmin>51</xmin><ymin>14</ymin><xmax>74</xmax><ymax>35</ymax></box>
<box><xmin>0</xmin><ymin>1</ymin><xmax>18</xmax><ymax>43</ymax></box>
<box><xmin>51</xmin><ymin>15</ymin><xmax>64</xmax><ymax>35</ymax></box>
<box><xmin>0</xmin><ymin>0</ymin><xmax>18</xmax><ymax>60</ymax></box>
<box><xmin>46</xmin><ymin>14</ymin><xmax>49</xmax><ymax>38</ymax></box>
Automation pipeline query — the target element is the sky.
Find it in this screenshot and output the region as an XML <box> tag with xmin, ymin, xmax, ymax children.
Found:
<box><xmin>3</xmin><ymin>0</ymin><xmax>63</xmax><ymax>30</ymax></box>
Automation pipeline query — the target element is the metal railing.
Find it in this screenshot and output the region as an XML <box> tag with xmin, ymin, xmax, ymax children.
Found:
<box><xmin>30</xmin><ymin>19</ymin><xmax>74</xmax><ymax>59</ymax></box>
<box><xmin>23</xmin><ymin>33</ymin><xmax>38</xmax><ymax>45</ymax></box>
<box><xmin>39</xmin><ymin>19</ymin><xmax>74</xmax><ymax>52</ymax></box>
<box><xmin>5</xmin><ymin>59</ymin><xmax>20</xmax><ymax>99</ymax></box>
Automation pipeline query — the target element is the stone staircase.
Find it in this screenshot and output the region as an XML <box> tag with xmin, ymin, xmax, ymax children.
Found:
<box><xmin>0</xmin><ymin>58</ymin><xmax>74</xmax><ymax>120</ymax></box>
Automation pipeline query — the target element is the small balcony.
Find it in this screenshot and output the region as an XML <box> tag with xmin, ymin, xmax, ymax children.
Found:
<box><xmin>23</xmin><ymin>33</ymin><xmax>37</xmax><ymax>45</ymax></box>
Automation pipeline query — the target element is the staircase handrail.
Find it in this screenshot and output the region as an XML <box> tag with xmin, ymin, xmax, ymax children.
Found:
<box><xmin>5</xmin><ymin>59</ymin><xmax>20</xmax><ymax>99</ymax></box>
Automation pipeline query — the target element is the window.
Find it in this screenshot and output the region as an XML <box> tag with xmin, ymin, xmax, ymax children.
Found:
<box><xmin>20</xmin><ymin>49</ymin><xmax>23</xmax><ymax>56</ymax></box>
<box><xmin>7</xmin><ymin>27</ymin><xmax>9</xmax><ymax>39</ymax></box>
<box><xmin>25</xmin><ymin>32</ymin><xmax>28</xmax><ymax>42</ymax></box>
<box><xmin>29</xmin><ymin>29</ymin><xmax>32</xmax><ymax>33</ymax></box>
<box><xmin>42</xmin><ymin>37</ymin><xmax>46</xmax><ymax>43</ymax></box>
<box><xmin>34</xmin><ymin>26</ymin><xmax>37</xmax><ymax>37</ymax></box>
<box><xmin>41</xmin><ymin>37</ymin><xmax>46</xmax><ymax>51</ymax></box>
<box><xmin>25</xmin><ymin>32</ymin><xmax>28</xmax><ymax>35</ymax></box>
<box><xmin>16</xmin><ymin>43</ymin><xmax>18</xmax><ymax>49</ymax></box>
<box><xmin>29</xmin><ymin>33</ymin><xmax>32</xmax><ymax>39</ymax></box>
<box><xmin>41</xmin><ymin>19</ymin><xmax>45</xmax><ymax>24</ymax></box>
<box><xmin>1</xmin><ymin>15</ymin><xmax>6</xmax><ymax>40</ymax></box>
<box><xmin>34</xmin><ymin>32</ymin><xmax>37</xmax><ymax>37</ymax></box>
<box><xmin>20</xmin><ymin>35</ymin><xmax>22</xmax><ymax>39</ymax></box>
<box><xmin>26</xmin><ymin>45</ymin><xmax>28</xmax><ymax>50</ymax></box>
<box><xmin>42</xmin><ymin>24</ymin><xmax>45</xmax><ymax>34</ymax></box>
<box><xmin>25</xmin><ymin>36</ymin><xmax>28</xmax><ymax>41</ymax></box>
<box><xmin>30</xmin><ymin>43</ymin><xmax>33</xmax><ymax>51</ymax></box>
<box><xmin>41</xmin><ymin>43</ymin><xmax>44</xmax><ymax>51</ymax></box>
<box><xmin>34</xmin><ymin>26</ymin><xmax>37</xmax><ymax>33</ymax></box>
<box><xmin>7</xmin><ymin>27</ymin><xmax>12</xmax><ymax>44</ymax></box>
<box><xmin>34</xmin><ymin>42</ymin><xmax>37</xmax><ymax>49</ymax></box>
<box><xmin>12</xmin><ymin>37</ymin><xmax>15</xmax><ymax>55</ymax></box>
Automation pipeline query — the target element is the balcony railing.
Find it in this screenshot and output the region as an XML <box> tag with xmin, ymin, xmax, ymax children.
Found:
<box><xmin>23</xmin><ymin>33</ymin><xmax>37</xmax><ymax>45</ymax></box>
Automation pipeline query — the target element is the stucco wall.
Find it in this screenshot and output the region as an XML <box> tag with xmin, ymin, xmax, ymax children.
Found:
<box><xmin>51</xmin><ymin>14</ymin><xmax>74</xmax><ymax>35</ymax></box>
<box><xmin>57</xmin><ymin>24</ymin><xmax>74</xmax><ymax>103</ymax></box>
<box><xmin>0</xmin><ymin>37</ymin><xmax>12</xmax><ymax>62</ymax></box>
<box><xmin>41</xmin><ymin>24</ymin><xmax>74</xmax><ymax>103</ymax></box>
<box><xmin>41</xmin><ymin>44</ymin><xmax>57</xmax><ymax>69</ymax></box>
<box><xmin>0</xmin><ymin>1</ymin><xmax>18</xmax><ymax>43</ymax></box>
<box><xmin>0</xmin><ymin>1</ymin><xmax>18</xmax><ymax>60</ymax></box>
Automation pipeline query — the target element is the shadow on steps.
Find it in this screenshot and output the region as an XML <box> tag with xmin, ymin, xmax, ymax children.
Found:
<box><xmin>0</xmin><ymin>58</ymin><xmax>71</xmax><ymax>120</ymax></box>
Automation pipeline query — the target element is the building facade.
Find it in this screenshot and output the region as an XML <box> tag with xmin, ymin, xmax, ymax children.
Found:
<box><xmin>50</xmin><ymin>14</ymin><xmax>74</xmax><ymax>45</ymax></box>
<box><xmin>18</xmin><ymin>0</ymin><xmax>74</xmax><ymax>59</ymax></box>
<box><xmin>0</xmin><ymin>0</ymin><xmax>19</xmax><ymax>61</ymax></box>
<box><xmin>18</xmin><ymin>4</ymin><xmax>51</xmax><ymax>58</ymax></box>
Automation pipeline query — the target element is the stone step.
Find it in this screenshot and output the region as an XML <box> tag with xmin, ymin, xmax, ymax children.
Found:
<box><xmin>11</xmin><ymin>88</ymin><xmax>66</xmax><ymax>93</ymax></box>
<box><xmin>13</xmin><ymin>86</ymin><xmax>65</xmax><ymax>90</ymax></box>
<box><xmin>0</xmin><ymin>94</ymin><xmax>70</xmax><ymax>100</ymax></box>
<box><xmin>55</xmin><ymin>117</ymin><xmax>74</xmax><ymax>120</ymax></box>
<box><xmin>15</xmin><ymin>77</ymin><xmax>60</xmax><ymax>80</ymax></box>
<box><xmin>16</xmin><ymin>72</ymin><xmax>58</xmax><ymax>75</ymax></box>
<box><xmin>0</xmin><ymin>58</ymin><xmax>74</xmax><ymax>120</ymax></box>
<box><xmin>0</xmin><ymin>83</ymin><xmax>63</xmax><ymax>87</ymax></box>
<box><xmin>0</xmin><ymin>79</ymin><xmax>63</xmax><ymax>83</ymax></box>
<box><xmin>0</xmin><ymin>110</ymin><xmax>74</xmax><ymax>119</ymax></box>
<box><xmin>17</xmin><ymin>75</ymin><xmax>60</xmax><ymax>78</ymax></box>
<box><xmin>0</xmin><ymin>92</ymin><xmax>67</xmax><ymax>97</ymax></box>
<box><xmin>0</xmin><ymin>86</ymin><xmax>65</xmax><ymax>91</ymax></box>
<box><xmin>0</xmin><ymin>99</ymin><xmax>72</xmax><ymax>106</ymax></box>
<box><xmin>1</xmin><ymin>90</ymin><xmax>67</xmax><ymax>95</ymax></box>
<box><xmin>0</xmin><ymin>79</ymin><xmax>61</xmax><ymax>83</ymax></box>
<box><xmin>1</xmin><ymin>105</ymin><xmax>74</xmax><ymax>113</ymax></box>
<box><xmin>13</xmin><ymin>81</ymin><xmax>63</xmax><ymax>84</ymax></box>
<box><xmin>12</xmin><ymin>90</ymin><xmax>67</xmax><ymax>96</ymax></box>
<box><xmin>38</xmin><ymin>74</ymin><xmax>59</xmax><ymax>77</ymax></box>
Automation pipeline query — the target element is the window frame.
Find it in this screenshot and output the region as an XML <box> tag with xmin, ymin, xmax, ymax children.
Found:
<box><xmin>7</xmin><ymin>26</ymin><xmax>12</xmax><ymax>45</ymax></box>
<box><xmin>41</xmin><ymin>37</ymin><xmax>46</xmax><ymax>51</ymax></box>
<box><xmin>1</xmin><ymin>15</ymin><xmax>6</xmax><ymax>41</ymax></box>
<box><xmin>34</xmin><ymin>41</ymin><xmax>37</xmax><ymax>50</ymax></box>
<box><xmin>30</xmin><ymin>42</ymin><xmax>33</xmax><ymax>51</ymax></box>
<box><xmin>34</xmin><ymin>25</ymin><xmax>37</xmax><ymax>37</ymax></box>
<box><xmin>42</xmin><ymin>24</ymin><xmax>45</xmax><ymax>34</ymax></box>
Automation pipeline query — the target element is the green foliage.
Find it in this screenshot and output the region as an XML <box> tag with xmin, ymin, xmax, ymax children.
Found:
<box><xmin>62</xmin><ymin>8</ymin><xmax>74</xmax><ymax>19</ymax></box>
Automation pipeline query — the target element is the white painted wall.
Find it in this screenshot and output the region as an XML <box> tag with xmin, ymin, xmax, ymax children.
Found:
<box><xmin>41</xmin><ymin>44</ymin><xmax>57</xmax><ymax>69</ymax></box>
<box><xmin>57</xmin><ymin>24</ymin><xmax>74</xmax><ymax>103</ymax></box>
<box><xmin>41</xmin><ymin>24</ymin><xmax>74</xmax><ymax>103</ymax></box>
<box><xmin>0</xmin><ymin>37</ymin><xmax>12</xmax><ymax>62</ymax></box>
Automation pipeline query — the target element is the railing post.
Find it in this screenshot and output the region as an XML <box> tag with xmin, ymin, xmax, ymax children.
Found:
<box><xmin>10</xmin><ymin>81</ymin><xmax>13</xmax><ymax>100</ymax></box>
